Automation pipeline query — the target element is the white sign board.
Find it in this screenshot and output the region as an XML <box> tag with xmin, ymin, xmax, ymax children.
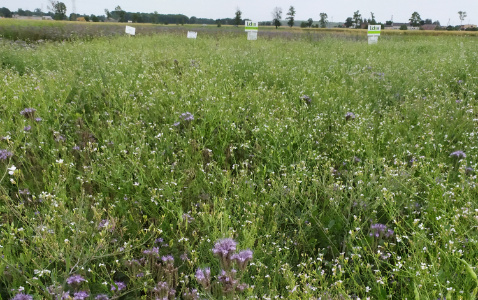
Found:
<box><xmin>125</xmin><ymin>26</ymin><xmax>136</xmax><ymax>35</ymax></box>
<box><xmin>247</xmin><ymin>31</ymin><xmax>258</xmax><ymax>40</ymax></box>
<box><xmin>187</xmin><ymin>31</ymin><xmax>198</xmax><ymax>39</ymax></box>
<box><xmin>368</xmin><ymin>36</ymin><xmax>378</xmax><ymax>45</ymax></box>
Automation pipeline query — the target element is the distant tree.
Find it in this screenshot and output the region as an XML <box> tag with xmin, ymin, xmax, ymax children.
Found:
<box><xmin>115</xmin><ymin>6</ymin><xmax>126</xmax><ymax>22</ymax></box>
<box><xmin>300</xmin><ymin>21</ymin><xmax>308</xmax><ymax>28</ymax></box>
<box><xmin>189</xmin><ymin>16</ymin><xmax>197</xmax><ymax>24</ymax></box>
<box><xmin>319</xmin><ymin>13</ymin><xmax>328</xmax><ymax>28</ymax></box>
<box><xmin>369</xmin><ymin>12</ymin><xmax>377</xmax><ymax>25</ymax></box>
<box><xmin>345</xmin><ymin>17</ymin><xmax>353</xmax><ymax>28</ymax></box>
<box><xmin>0</xmin><ymin>7</ymin><xmax>12</xmax><ymax>18</ymax></box>
<box><xmin>48</xmin><ymin>1</ymin><xmax>67</xmax><ymax>20</ymax></box>
<box><xmin>286</xmin><ymin>6</ymin><xmax>295</xmax><ymax>27</ymax></box>
<box><xmin>458</xmin><ymin>11</ymin><xmax>467</xmax><ymax>27</ymax></box>
<box><xmin>307</xmin><ymin>18</ymin><xmax>313</xmax><ymax>28</ymax></box>
<box><xmin>385</xmin><ymin>20</ymin><xmax>393</xmax><ymax>25</ymax></box>
<box><xmin>409</xmin><ymin>11</ymin><xmax>421</xmax><ymax>26</ymax></box>
<box><xmin>272</xmin><ymin>7</ymin><xmax>282</xmax><ymax>29</ymax></box>
<box><xmin>34</xmin><ymin>8</ymin><xmax>43</xmax><ymax>16</ymax></box>
<box><xmin>69</xmin><ymin>13</ymin><xmax>77</xmax><ymax>21</ymax></box>
<box><xmin>90</xmin><ymin>14</ymin><xmax>99</xmax><ymax>22</ymax></box>
<box><xmin>151</xmin><ymin>11</ymin><xmax>158</xmax><ymax>23</ymax></box>
<box><xmin>424</xmin><ymin>19</ymin><xmax>432</xmax><ymax>24</ymax></box>
<box><xmin>216</xmin><ymin>19</ymin><xmax>222</xmax><ymax>27</ymax></box>
<box><xmin>352</xmin><ymin>10</ymin><xmax>361</xmax><ymax>28</ymax></box>
<box><xmin>400</xmin><ymin>24</ymin><xmax>408</xmax><ymax>30</ymax></box>
<box><xmin>234</xmin><ymin>7</ymin><xmax>242</xmax><ymax>26</ymax></box>
<box><xmin>432</xmin><ymin>20</ymin><xmax>440</xmax><ymax>26</ymax></box>
<box><xmin>104</xmin><ymin>9</ymin><xmax>111</xmax><ymax>19</ymax></box>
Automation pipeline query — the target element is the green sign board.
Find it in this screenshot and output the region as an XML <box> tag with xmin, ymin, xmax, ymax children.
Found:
<box><xmin>245</xmin><ymin>21</ymin><xmax>259</xmax><ymax>32</ymax></box>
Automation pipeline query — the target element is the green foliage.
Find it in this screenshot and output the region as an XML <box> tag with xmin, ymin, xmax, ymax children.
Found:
<box><xmin>400</xmin><ymin>24</ymin><xmax>408</xmax><ymax>30</ymax></box>
<box><xmin>0</xmin><ymin>29</ymin><xmax>478</xmax><ymax>299</ymax></box>
<box><xmin>409</xmin><ymin>11</ymin><xmax>422</xmax><ymax>27</ymax></box>
<box><xmin>319</xmin><ymin>13</ymin><xmax>328</xmax><ymax>28</ymax></box>
<box><xmin>286</xmin><ymin>6</ymin><xmax>295</xmax><ymax>28</ymax></box>
<box><xmin>234</xmin><ymin>8</ymin><xmax>242</xmax><ymax>27</ymax></box>
<box><xmin>49</xmin><ymin>1</ymin><xmax>67</xmax><ymax>20</ymax></box>
<box><xmin>0</xmin><ymin>7</ymin><xmax>12</xmax><ymax>18</ymax></box>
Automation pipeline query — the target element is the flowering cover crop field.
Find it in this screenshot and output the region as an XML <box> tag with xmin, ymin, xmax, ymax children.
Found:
<box><xmin>0</xmin><ymin>31</ymin><xmax>477</xmax><ymax>299</ymax></box>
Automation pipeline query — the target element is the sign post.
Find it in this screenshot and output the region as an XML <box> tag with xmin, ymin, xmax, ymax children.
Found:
<box><xmin>187</xmin><ymin>31</ymin><xmax>198</xmax><ymax>39</ymax></box>
<box><xmin>125</xmin><ymin>26</ymin><xmax>136</xmax><ymax>36</ymax></box>
<box><xmin>367</xmin><ymin>25</ymin><xmax>381</xmax><ymax>44</ymax></box>
<box><xmin>245</xmin><ymin>21</ymin><xmax>258</xmax><ymax>40</ymax></box>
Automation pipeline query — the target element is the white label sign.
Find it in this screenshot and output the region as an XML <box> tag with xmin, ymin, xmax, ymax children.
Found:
<box><xmin>125</xmin><ymin>26</ymin><xmax>136</xmax><ymax>35</ymax></box>
<box><xmin>187</xmin><ymin>31</ymin><xmax>198</xmax><ymax>39</ymax></box>
<box><xmin>247</xmin><ymin>31</ymin><xmax>258</xmax><ymax>40</ymax></box>
<box><xmin>368</xmin><ymin>36</ymin><xmax>378</xmax><ymax>44</ymax></box>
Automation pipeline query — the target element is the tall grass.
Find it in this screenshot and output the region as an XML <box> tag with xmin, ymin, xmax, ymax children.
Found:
<box><xmin>0</xmin><ymin>31</ymin><xmax>477</xmax><ymax>299</ymax></box>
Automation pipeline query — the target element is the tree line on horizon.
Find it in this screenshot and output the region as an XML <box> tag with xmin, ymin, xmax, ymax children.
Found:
<box><xmin>1</xmin><ymin>3</ymin><xmax>475</xmax><ymax>31</ymax></box>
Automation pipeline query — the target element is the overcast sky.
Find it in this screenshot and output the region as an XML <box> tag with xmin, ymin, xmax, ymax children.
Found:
<box><xmin>2</xmin><ymin>0</ymin><xmax>478</xmax><ymax>25</ymax></box>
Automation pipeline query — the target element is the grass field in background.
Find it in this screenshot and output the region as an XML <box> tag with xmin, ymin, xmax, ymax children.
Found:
<box><xmin>0</xmin><ymin>26</ymin><xmax>478</xmax><ymax>299</ymax></box>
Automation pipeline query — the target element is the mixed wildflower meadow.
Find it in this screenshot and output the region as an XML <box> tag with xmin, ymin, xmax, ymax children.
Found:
<box><xmin>0</xmin><ymin>27</ymin><xmax>478</xmax><ymax>299</ymax></box>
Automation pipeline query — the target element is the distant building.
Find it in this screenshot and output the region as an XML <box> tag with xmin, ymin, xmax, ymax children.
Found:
<box><xmin>384</xmin><ymin>23</ymin><xmax>419</xmax><ymax>30</ymax></box>
<box><xmin>13</xmin><ymin>15</ymin><xmax>53</xmax><ymax>21</ymax></box>
<box><xmin>421</xmin><ymin>24</ymin><xmax>437</xmax><ymax>30</ymax></box>
<box><xmin>461</xmin><ymin>24</ymin><xmax>477</xmax><ymax>30</ymax></box>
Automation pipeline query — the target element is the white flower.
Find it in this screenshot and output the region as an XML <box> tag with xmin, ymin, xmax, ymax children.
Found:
<box><xmin>8</xmin><ymin>165</ymin><xmax>16</xmax><ymax>175</ymax></box>
<box><xmin>56</xmin><ymin>159</ymin><xmax>64</xmax><ymax>164</ymax></box>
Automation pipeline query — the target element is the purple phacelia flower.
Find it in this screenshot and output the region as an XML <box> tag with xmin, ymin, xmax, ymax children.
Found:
<box><xmin>20</xmin><ymin>108</ymin><xmax>36</xmax><ymax>118</ymax></box>
<box><xmin>180</xmin><ymin>253</ymin><xmax>189</xmax><ymax>261</ymax></box>
<box><xmin>231</xmin><ymin>249</ymin><xmax>253</xmax><ymax>270</ymax></box>
<box><xmin>73</xmin><ymin>291</ymin><xmax>89</xmax><ymax>300</ymax></box>
<box><xmin>95</xmin><ymin>295</ymin><xmax>110</xmax><ymax>300</ymax></box>
<box><xmin>173</xmin><ymin>121</ymin><xmax>180</xmax><ymax>127</ymax></box>
<box><xmin>24</xmin><ymin>125</ymin><xmax>32</xmax><ymax>132</ymax></box>
<box><xmin>11</xmin><ymin>293</ymin><xmax>33</xmax><ymax>300</ymax></box>
<box><xmin>218</xmin><ymin>269</ymin><xmax>238</xmax><ymax>293</ymax></box>
<box><xmin>370</xmin><ymin>223</ymin><xmax>393</xmax><ymax>239</ymax></box>
<box><xmin>301</xmin><ymin>95</ymin><xmax>311</xmax><ymax>104</ymax></box>
<box><xmin>35</xmin><ymin>117</ymin><xmax>42</xmax><ymax>122</ymax></box>
<box><xmin>19</xmin><ymin>189</ymin><xmax>30</xmax><ymax>195</ymax></box>
<box><xmin>66</xmin><ymin>274</ymin><xmax>85</xmax><ymax>286</ymax></box>
<box><xmin>195</xmin><ymin>267</ymin><xmax>211</xmax><ymax>289</ymax></box>
<box><xmin>236</xmin><ymin>283</ymin><xmax>249</xmax><ymax>292</ymax></box>
<box><xmin>345</xmin><ymin>112</ymin><xmax>356</xmax><ymax>121</ymax></box>
<box><xmin>155</xmin><ymin>238</ymin><xmax>164</xmax><ymax>244</ymax></box>
<box><xmin>154</xmin><ymin>281</ymin><xmax>169</xmax><ymax>293</ymax></box>
<box><xmin>0</xmin><ymin>149</ymin><xmax>13</xmax><ymax>161</ymax></box>
<box><xmin>97</xmin><ymin>219</ymin><xmax>109</xmax><ymax>230</ymax></box>
<box><xmin>180</xmin><ymin>112</ymin><xmax>194</xmax><ymax>122</ymax></box>
<box><xmin>161</xmin><ymin>255</ymin><xmax>174</xmax><ymax>263</ymax></box>
<box><xmin>143</xmin><ymin>247</ymin><xmax>159</xmax><ymax>256</ymax></box>
<box><xmin>213</xmin><ymin>238</ymin><xmax>237</xmax><ymax>268</ymax></box>
<box><xmin>465</xmin><ymin>167</ymin><xmax>474</xmax><ymax>175</ymax></box>
<box><xmin>183</xmin><ymin>288</ymin><xmax>199</xmax><ymax>300</ymax></box>
<box><xmin>458</xmin><ymin>80</ymin><xmax>463</xmax><ymax>84</ymax></box>
<box><xmin>110</xmin><ymin>281</ymin><xmax>126</xmax><ymax>291</ymax></box>
<box><xmin>450</xmin><ymin>150</ymin><xmax>466</xmax><ymax>159</ymax></box>
<box><xmin>55</xmin><ymin>135</ymin><xmax>65</xmax><ymax>142</ymax></box>
<box><xmin>212</xmin><ymin>238</ymin><xmax>237</xmax><ymax>258</ymax></box>
<box><xmin>73</xmin><ymin>145</ymin><xmax>80</xmax><ymax>151</ymax></box>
